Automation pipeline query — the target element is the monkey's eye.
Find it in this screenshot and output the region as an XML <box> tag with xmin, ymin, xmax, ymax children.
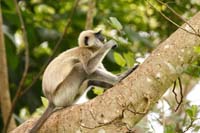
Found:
<box><xmin>84</xmin><ymin>36</ymin><xmax>89</xmax><ymax>46</ymax></box>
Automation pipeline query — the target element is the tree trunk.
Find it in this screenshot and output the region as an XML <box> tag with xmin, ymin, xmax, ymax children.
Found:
<box><xmin>11</xmin><ymin>12</ymin><xmax>200</xmax><ymax>133</ymax></box>
<box><xmin>85</xmin><ymin>0</ymin><xmax>96</xmax><ymax>30</ymax></box>
<box><xmin>0</xmin><ymin>7</ymin><xmax>16</xmax><ymax>131</ymax></box>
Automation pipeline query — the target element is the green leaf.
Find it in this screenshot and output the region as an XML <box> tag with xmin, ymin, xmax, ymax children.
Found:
<box><xmin>186</xmin><ymin>105</ymin><xmax>198</xmax><ymax>120</ymax></box>
<box><xmin>185</xmin><ymin>64</ymin><xmax>200</xmax><ymax>77</ymax></box>
<box><xmin>93</xmin><ymin>87</ymin><xmax>104</xmax><ymax>95</ymax></box>
<box><xmin>33</xmin><ymin>42</ymin><xmax>52</xmax><ymax>58</ymax></box>
<box><xmin>191</xmin><ymin>105</ymin><xmax>198</xmax><ymax>118</ymax></box>
<box><xmin>19</xmin><ymin>107</ymin><xmax>30</xmax><ymax>120</ymax></box>
<box><xmin>123</xmin><ymin>52</ymin><xmax>135</xmax><ymax>68</ymax></box>
<box><xmin>113</xmin><ymin>51</ymin><xmax>126</xmax><ymax>67</ymax></box>
<box><xmin>186</xmin><ymin>109</ymin><xmax>193</xmax><ymax>119</ymax></box>
<box><xmin>34</xmin><ymin>4</ymin><xmax>55</xmax><ymax>15</ymax></box>
<box><xmin>41</xmin><ymin>97</ymin><xmax>49</xmax><ymax>108</ymax></box>
<box><xmin>164</xmin><ymin>125</ymin><xmax>175</xmax><ymax>133</ymax></box>
<box><xmin>109</xmin><ymin>17</ymin><xmax>123</xmax><ymax>31</ymax></box>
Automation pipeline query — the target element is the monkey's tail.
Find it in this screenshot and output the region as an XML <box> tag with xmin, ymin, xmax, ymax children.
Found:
<box><xmin>29</xmin><ymin>103</ymin><xmax>55</xmax><ymax>133</ymax></box>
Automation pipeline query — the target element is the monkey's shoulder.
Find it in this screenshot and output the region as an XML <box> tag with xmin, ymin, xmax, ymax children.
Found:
<box><xmin>60</xmin><ymin>47</ymin><xmax>93</xmax><ymax>57</ymax></box>
<box><xmin>42</xmin><ymin>47</ymin><xmax>93</xmax><ymax>93</ymax></box>
<box><xmin>59</xmin><ymin>47</ymin><xmax>94</xmax><ymax>64</ymax></box>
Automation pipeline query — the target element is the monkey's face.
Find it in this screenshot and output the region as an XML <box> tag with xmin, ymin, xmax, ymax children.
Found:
<box><xmin>78</xmin><ymin>30</ymin><xmax>105</xmax><ymax>48</ymax></box>
<box><xmin>94</xmin><ymin>30</ymin><xmax>105</xmax><ymax>43</ymax></box>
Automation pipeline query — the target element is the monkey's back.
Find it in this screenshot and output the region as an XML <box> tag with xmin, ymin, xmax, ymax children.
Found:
<box><xmin>42</xmin><ymin>47</ymin><xmax>93</xmax><ymax>106</ymax></box>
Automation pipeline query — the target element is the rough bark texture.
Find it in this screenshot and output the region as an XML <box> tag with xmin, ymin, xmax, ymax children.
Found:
<box><xmin>12</xmin><ymin>12</ymin><xmax>200</xmax><ymax>133</ymax></box>
<box><xmin>0</xmin><ymin>7</ymin><xmax>16</xmax><ymax>131</ymax></box>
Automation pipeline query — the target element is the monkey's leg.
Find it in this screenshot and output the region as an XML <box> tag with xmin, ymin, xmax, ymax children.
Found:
<box><xmin>88</xmin><ymin>80</ymin><xmax>113</xmax><ymax>89</ymax></box>
<box><xmin>89</xmin><ymin>65</ymin><xmax>139</xmax><ymax>85</ymax></box>
<box><xmin>84</xmin><ymin>40</ymin><xmax>117</xmax><ymax>74</ymax></box>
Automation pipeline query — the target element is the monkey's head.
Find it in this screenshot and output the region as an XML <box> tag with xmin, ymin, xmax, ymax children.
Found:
<box><xmin>78</xmin><ymin>30</ymin><xmax>105</xmax><ymax>48</ymax></box>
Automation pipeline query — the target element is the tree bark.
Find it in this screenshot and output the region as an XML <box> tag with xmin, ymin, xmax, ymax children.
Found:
<box><xmin>0</xmin><ymin>7</ymin><xmax>16</xmax><ymax>131</ymax></box>
<box><xmin>85</xmin><ymin>0</ymin><xmax>96</xmax><ymax>30</ymax></box>
<box><xmin>12</xmin><ymin>12</ymin><xmax>200</xmax><ymax>133</ymax></box>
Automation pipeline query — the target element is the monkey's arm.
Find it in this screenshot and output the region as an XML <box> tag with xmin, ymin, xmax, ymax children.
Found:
<box><xmin>83</xmin><ymin>40</ymin><xmax>117</xmax><ymax>74</ymax></box>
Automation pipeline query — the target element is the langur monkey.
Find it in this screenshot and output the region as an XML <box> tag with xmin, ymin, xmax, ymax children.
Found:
<box><xmin>29</xmin><ymin>30</ymin><xmax>138</xmax><ymax>133</ymax></box>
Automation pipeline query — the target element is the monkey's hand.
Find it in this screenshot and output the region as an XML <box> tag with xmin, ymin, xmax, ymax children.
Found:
<box><xmin>84</xmin><ymin>40</ymin><xmax>118</xmax><ymax>75</ymax></box>
<box><xmin>105</xmin><ymin>40</ymin><xmax>117</xmax><ymax>49</ymax></box>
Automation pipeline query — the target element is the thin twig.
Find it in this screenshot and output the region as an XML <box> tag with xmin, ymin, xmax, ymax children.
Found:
<box><xmin>146</xmin><ymin>0</ymin><xmax>200</xmax><ymax>38</ymax></box>
<box><xmin>172</xmin><ymin>77</ymin><xmax>183</xmax><ymax>112</ymax></box>
<box><xmin>20</xmin><ymin>0</ymin><xmax>80</xmax><ymax>96</ymax></box>
<box><xmin>3</xmin><ymin>0</ymin><xmax>30</xmax><ymax>132</ymax></box>
<box><xmin>172</xmin><ymin>80</ymin><xmax>179</xmax><ymax>103</ymax></box>
<box><xmin>183</xmin><ymin>119</ymin><xmax>194</xmax><ymax>133</ymax></box>
<box><xmin>156</xmin><ymin>0</ymin><xmax>198</xmax><ymax>35</ymax></box>
<box><xmin>174</xmin><ymin>77</ymin><xmax>183</xmax><ymax>112</ymax></box>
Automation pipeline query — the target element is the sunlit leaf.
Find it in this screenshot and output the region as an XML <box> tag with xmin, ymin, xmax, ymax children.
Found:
<box><xmin>19</xmin><ymin>107</ymin><xmax>30</xmax><ymax>120</ymax></box>
<box><xmin>34</xmin><ymin>4</ymin><xmax>55</xmax><ymax>14</ymax></box>
<box><xmin>113</xmin><ymin>51</ymin><xmax>126</xmax><ymax>67</ymax></box>
<box><xmin>93</xmin><ymin>87</ymin><xmax>104</xmax><ymax>95</ymax></box>
<box><xmin>123</xmin><ymin>52</ymin><xmax>135</xmax><ymax>68</ymax></box>
<box><xmin>33</xmin><ymin>41</ymin><xmax>52</xmax><ymax>58</ymax></box>
<box><xmin>41</xmin><ymin>97</ymin><xmax>49</xmax><ymax>108</ymax></box>
<box><xmin>109</xmin><ymin>17</ymin><xmax>123</xmax><ymax>31</ymax></box>
<box><xmin>32</xmin><ymin>106</ymin><xmax>46</xmax><ymax>117</ymax></box>
<box><xmin>191</xmin><ymin>105</ymin><xmax>198</xmax><ymax>119</ymax></box>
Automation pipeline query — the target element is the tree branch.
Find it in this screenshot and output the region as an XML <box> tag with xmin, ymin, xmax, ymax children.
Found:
<box><xmin>85</xmin><ymin>0</ymin><xmax>96</xmax><ymax>30</ymax></box>
<box><xmin>3</xmin><ymin>0</ymin><xmax>30</xmax><ymax>131</ymax></box>
<box><xmin>0</xmin><ymin>4</ymin><xmax>16</xmax><ymax>132</ymax></box>
<box><xmin>146</xmin><ymin>0</ymin><xmax>200</xmax><ymax>37</ymax></box>
<box><xmin>12</xmin><ymin>12</ymin><xmax>200</xmax><ymax>133</ymax></box>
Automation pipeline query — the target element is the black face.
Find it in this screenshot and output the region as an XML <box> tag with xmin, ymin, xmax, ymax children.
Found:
<box><xmin>94</xmin><ymin>30</ymin><xmax>105</xmax><ymax>43</ymax></box>
<box><xmin>84</xmin><ymin>36</ymin><xmax>89</xmax><ymax>46</ymax></box>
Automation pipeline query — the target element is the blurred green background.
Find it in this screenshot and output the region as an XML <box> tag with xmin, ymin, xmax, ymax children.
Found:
<box><xmin>1</xmin><ymin>0</ymin><xmax>200</xmax><ymax>132</ymax></box>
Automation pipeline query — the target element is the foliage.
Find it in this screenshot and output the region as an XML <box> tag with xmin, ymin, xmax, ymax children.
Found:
<box><xmin>1</xmin><ymin>0</ymin><xmax>200</xmax><ymax>132</ymax></box>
